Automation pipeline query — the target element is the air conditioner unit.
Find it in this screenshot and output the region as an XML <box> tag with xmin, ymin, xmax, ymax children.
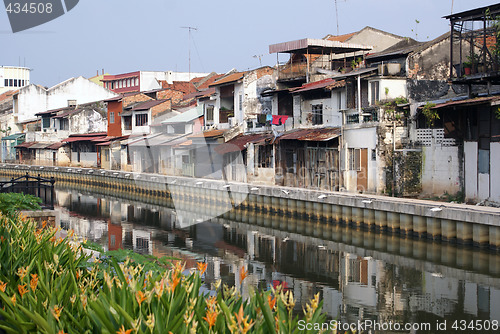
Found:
<box><xmin>228</xmin><ymin>117</ymin><xmax>236</xmax><ymax>127</ymax></box>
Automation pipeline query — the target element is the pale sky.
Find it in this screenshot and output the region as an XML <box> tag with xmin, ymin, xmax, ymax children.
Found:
<box><xmin>1</xmin><ymin>0</ymin><xmax>497</xmax><ymax>87</ymax></box>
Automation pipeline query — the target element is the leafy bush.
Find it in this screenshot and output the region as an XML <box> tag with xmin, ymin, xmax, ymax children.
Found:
<box><xmin>0</xmin><ymin>193</ymin><xmax>41</xmax><ymax>218</ymax></box>
<box><xmin>0</xmin><ymin>214</ymin><xmax>329</xmax><ymax>333</ymax></box>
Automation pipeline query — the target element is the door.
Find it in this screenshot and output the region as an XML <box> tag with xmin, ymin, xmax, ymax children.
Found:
<box><xmin>357</xmin><ymin>148</ymin><xmax>368</xmax><ymax>192</ymax></box>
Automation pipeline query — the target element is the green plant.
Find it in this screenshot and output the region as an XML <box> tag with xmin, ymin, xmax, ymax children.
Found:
<box><xmin>0</xmin><ymin>212</ymin><xmax>330</xmax><ymax>333</ymax></box>
<box><xmin>422</xmin><ymin>102</ymin><xmax>439</xmax><ymax>127</ymax></box>
<box><xmin>384</xmin><ymin>87</ymin><xmax>389</xmax><ymax>97</ymax></box>
<box><xmin>495</xmin><ymin>106</ymin><xmax>500</xmax><ymax>120</ymax></box>
<box><xmin>0</xmin><ymin>193</ymin><xmax>41</xmax><ymax>218</ymax></box>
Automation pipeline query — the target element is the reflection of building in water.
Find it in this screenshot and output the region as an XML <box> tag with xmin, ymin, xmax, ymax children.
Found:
<box><xmin>54</xmin><ymin>188</ymin><xmax>500</xmax><ymax>324</ymax></box>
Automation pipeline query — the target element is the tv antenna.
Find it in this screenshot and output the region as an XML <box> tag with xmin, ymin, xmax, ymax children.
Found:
<box><xmin>253</xmin><ymin>54</ymin><xmax>263</xmax><ymax>67</ymax></box>
<box><xmin>181</xmin><ymin>26</ymin><xmax>198</xmax><ymax>79</ymax></box>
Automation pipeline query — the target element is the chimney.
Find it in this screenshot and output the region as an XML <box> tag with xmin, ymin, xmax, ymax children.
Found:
<box><xmin>96</xmin><ymin>70</ymin><xmax>99</xmax><ymax>76</ymax></box>
<box><xmin>102</xmin><ymin>69</ymin><xmax>104</xmax><ymax>75</ymax></box>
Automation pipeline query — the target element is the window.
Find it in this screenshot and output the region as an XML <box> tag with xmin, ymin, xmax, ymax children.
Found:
<box><xmin>13</xmin><ymin>79</ymin><xmax>18</xmax><ymax>87</ymax></box>
<box><xmin>349</xmin><ymin>148</ymin><xmax>361</xmax><ymax>171</ymax></box>
<box><xmin>109</xmin><ymin>112</ymin><xmax>115</xmax><ymax>124</ymax></box>
<box><xmin>4</xmin><ymin>79</ymin><xmax>7</xmax><ymax>87</ymax></box>
<box><xmin>135</xmin><ymin>78</ymin><xmax>139</xmax><ymax>86</ymax></box>
<box><xmin>370</xmin><ymin>81</ymin><xmax>379</xmax><ymax>105</ymax></box>
<box><xmin>337</xmin><ymin>91</ymin><xmax>342</xmax><ymax>110</ymax></box>
<box><xmin>9</xmin><ymin>79</ymin><xmax>13</xmax><ymax>87</ymax></box>
<box><xmin>239</xmin><ymin>94</ymin><xmax>243</xmax><ymax>111</ymax></box>
<box><xmin>257</xmin><ymin>145</ymin><xmax>273</xmax><ymax>168</ymax></box>
<box><xmin>312</xmin><ymin>104</ymin><xmax>323</xmax><ymax>125</ymax></box>
<box><xmin>123</xmin><ymin>116</ymin><xmax>132</xmax><ymax>130</ymax></box>
<box><xmin>42</xmin><ymin>117</ymin><xmax>51</xmax><ymax>129</ymax></box>
<box><xmin>59</xmin><ymin>118</ymin><xmax>69</xmax><ymax>130</ymax></box>
<box><xmin>206</xmin><ymin>105</ymin><xmax>214</xmax><ymax>122</ymax></box>
<box><xmin>135</xmin><ymin>113</ymin><xmax>148</xmax><ymax>126</ymax></box>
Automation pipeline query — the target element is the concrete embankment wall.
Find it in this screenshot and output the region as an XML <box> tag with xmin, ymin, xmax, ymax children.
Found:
<box><xmin>1</xmin><ymin>163</ymin><xmax>499</xmax><ymax>250</ymax></box>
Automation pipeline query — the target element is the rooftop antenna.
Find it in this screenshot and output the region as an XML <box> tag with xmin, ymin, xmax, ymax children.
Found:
<box><xmin>253</xmin><ymin>54</ymin><xmax>263</xmax><ymax>67</ymax></box>
<box><xmin>334</xmin><ymin>0</ymin><xmax>339</xmax><ymax>35</ymax></box>
<box><xmin>181</xmin><ymin>26</ymin><xmax>198</xmax><ymax>80</ymax></box>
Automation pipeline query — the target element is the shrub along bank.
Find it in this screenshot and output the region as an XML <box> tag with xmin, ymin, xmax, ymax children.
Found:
<box><xmin>0</xmin><ymin>194</ymin><xmax>327</xmax><ymax>333</ymax></box>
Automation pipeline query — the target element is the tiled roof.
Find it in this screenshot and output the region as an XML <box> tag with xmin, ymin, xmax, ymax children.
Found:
<box><xmin>209</xmin><ymin>72</ymin><xmax>245</xmax><ymax>87</ymax></box>
<box><xmin>0</xmin><ymin>90</ymin><xmax>18</xmax><ymax>103</ymax></box>
<box><xmin>130</xmin><ymin>99</ymin><xmax>168</xmax><ymax>111</ymax></box>
<box><xmin>188</xmin><ymin>129</ymin><xmax>225</xmax><ymax>138</ymax></box>
<box><xmin>327</xmin><ymin>32</ymin><xmax>356</xmax><ymax>42</ymax></box>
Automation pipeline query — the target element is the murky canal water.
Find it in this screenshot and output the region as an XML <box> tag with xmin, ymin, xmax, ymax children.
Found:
<box><xmin>54</xmin><ymin>186</ymin><xmax>500</xmax><ymax>333</ymax></box>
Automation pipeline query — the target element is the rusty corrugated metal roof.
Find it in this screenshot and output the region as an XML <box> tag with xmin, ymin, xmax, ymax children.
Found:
<box><xmin>293</xmin><ymin>78</ymin><xmax>337</xmax><ymax>93</ymax></box>
<box><xmin>269</xmin><ymin>38</ymin><xmax>372</xmax><ymax>54</ymax></box>
<box><xmin>431</xmin><ymin>96</ymin><xmax>500</xmax><ymax>109</ymax></box>
<box><xmin>277</xmin><ymin>127</ymin><xmax>341</xmax><ymax>141</ymax></box>
<box><xmin>215</xmin><ymin>133</ymin><xmax>274</xmax><ymax>155</ymax></box>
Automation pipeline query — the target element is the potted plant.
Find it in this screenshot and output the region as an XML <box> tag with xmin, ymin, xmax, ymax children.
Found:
<box><xmin>463</xmin><ymin>60</ymin><xmax>472</xmax><ymax>75</ymax></box>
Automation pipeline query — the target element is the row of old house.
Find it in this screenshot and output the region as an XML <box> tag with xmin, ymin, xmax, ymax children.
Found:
<box><xmin>1</xmin><ymin>3</ymin><xmax>500</xmax><ymax>204</ymax></box>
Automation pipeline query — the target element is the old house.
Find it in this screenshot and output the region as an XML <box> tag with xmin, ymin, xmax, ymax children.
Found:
<box><xmin>101</xmin><ymin>70</ymin><xmax>209</xmax><ymax>94</ymax></box>
<box><xmin>13</xmin><ymin>76</ymin><xmax>116</xmax><ymax>124</ymax></box>
<box><xmin>404</xmin><ymin>3</ymin><xmax>500</xmax><ymax>203</ymax></box>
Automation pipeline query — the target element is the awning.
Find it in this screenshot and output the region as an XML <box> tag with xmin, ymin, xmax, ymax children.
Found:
<box><xmin>15</xmin><ymin>141</ymin><xmax>37</xmax><ymax>149</ymax></box>
<box><xmin>128</xmin><ymin>134</ymin><xmax>178</xmax><ymax>147</ymax></box>
<box><xmin>276</xmin><ymin>127</ymin><xmax>341</xmax><ymax>142</ymax></box>
<box><xmin>62</xmin><ymin>136</ymin><xmax>106</xmax><ymax>143</ymax></box>
<box><xmin>1</xmin><ymin>133</ymin><xmax>25</xmax><ymax>141</ymax></box>
<box><xmin>215</xmin><ymin>133</ymin><xmax>274</xmax><ymax>155</ymax></box>
<box><xmin>46</xmin><ymin>142</ymin><xmax>66</xmax><ymax>150</ymax></box>
<box><xmin>30</xmin><ymin>143</ymin><xmax>53</xmax><ymax>149</ymax></box>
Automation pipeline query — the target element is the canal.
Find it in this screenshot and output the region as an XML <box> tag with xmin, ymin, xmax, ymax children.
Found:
<box><xmin>53</xmin><ymin>185</ymin><xmax>500</xmax><ymax>333</ymax></box>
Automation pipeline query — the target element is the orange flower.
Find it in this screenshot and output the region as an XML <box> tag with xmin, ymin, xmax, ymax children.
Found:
<box><xmin>30</xmin><ymin>274</ymin><xmax>38</xmax><ymax>291</ymax></box>
<box><xmin>203</xmin><ymin>308</ymin><xmax>218</xmax><ymax>329</ymax></box>
<box><xmin>239</xmin><ymin>267</ymin><xmax>248</xmax><ymax>283</ymax></box>
<box><xmin>0</xmin><ymin>281</ymin><xmax>6</xmax><ymax>292</ymax></box>
<box><xmin>197</xmin><ymin>262</ymin><xmax>208</xmax><ymax>275</ymax></box>
<box><xmin>0</xmin><ymin>236</ymin><xmax>4</xmax><ymax>243</ymax></box>
<box><xmin>17</xmin><ymin>284</ymin><xmax>28</xmax><ymax>298</ymax></box>
<box><xmin>205</xmin><ymin>295</ymin><xmax>217</xmax><ymax>309</ymax></box>
<box><xmin>116</xmin><ymin>325</ymin><xmax>132</xmax><ymax>334</ymax></box>
<box><xmin>16</xmin><ymin>267</ymin><xmax>28</xmax><ymax>280</ymax></box>
<box><xmin>10</xmin><ymin>294</ymin><xmax>16</xmax><ymax>305</ymax></box>
<box><xmin>57</xmin><ymin>330</ymin><xmax>67</xmax><ymax>334</ymax></box>
<box><xmin>267</xmin><ymin>295</ymin><xmax>277</xmax><ymax>310</ymax></box>
<box><xmin>135</xmin><ymin>291</ymin><xmax>147</xmax><ymax>307</ymax></box>
<box><xmin>234</xmin><ymin>305</ymin><xmax>254</xmax><ymax>333</ymax></box>
<box><xmin>167</xmin><ymin>272</ymin><xmax>181</xmax><ymax>293</ymax></box>
<box><xmin>51</xmin><ymin>305</ymin><xmax>63</xmax><ymax>321</ymax></box>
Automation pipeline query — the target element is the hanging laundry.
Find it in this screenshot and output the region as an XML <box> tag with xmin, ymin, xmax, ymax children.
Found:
<box><xmin>279</xmin><ymin>115</ymin><xmax>289</xmax><ymax>125</ymax></box>
<box><xmin>266</xmin><ymin>114</ymin><xmax>273</xmax><ymax>121</ymax></box>
<box><xmin>272</xmin><ymin>115</ymin><xmax>280</xmax><ymax>125</ymax></box>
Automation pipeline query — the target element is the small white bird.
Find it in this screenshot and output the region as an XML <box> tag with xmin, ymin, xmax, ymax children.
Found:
<box><xmin>251</xmin><ymin>187</ymin><xmax>259</xmax><ymax>191</ymax></box>
<box><xmin>282</xmin><ymin>190</ymin><xmax>290</xmax><ymax>195</ymax></box>
<box><xmin>283</xmin><ymin>237</ymin><xmax>290</xmax><ymax>242</ymax></box>
<box><xmin>318</xmin><ymin>194</ymin><xmax>327</xmax><ymax>199</ymax></box>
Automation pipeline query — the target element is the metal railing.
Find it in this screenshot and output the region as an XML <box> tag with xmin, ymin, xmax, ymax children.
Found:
<box><xmin>0</xmin><ymin>172</ymin><xmax>55</xmax><ymax>209</ymax></box>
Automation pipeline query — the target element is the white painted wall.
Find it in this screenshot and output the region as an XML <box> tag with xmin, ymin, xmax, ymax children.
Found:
<box><xmin>70</xmin><ymin>152</ymin><xmax>98</xmax><ymax>167</ymax></box>
<box><xmin>15</xmin><ymin>76</ymin><xmax>115</xmax><ymax>123</ymax></box>
<box><xmin>0</xmin><ymin>66</ymin><xmax>30</xmax><ymax>94</ymax></box>
<box><xmin>374</xmin><ymin>78</ymin><xmax>407</xmax><ymax>101</ymax></box>
<box><xmin>343</xmin><ymin>126</ymin><xmax>378</xmax><ymax>192</ymax></box>
<box><xmin>491</xmin><ymin>142</ymin><xmax>500</xmax><ymax>203</ymax></box>
<box><xmin>421</xmin><ymin>146</ymin><xmax>461</xmax><ymax>196</ymax></box>
<box><xmin>464</xmin><ymin>141</ymin><xmax>478</xmax><ymax>201</ymax></box>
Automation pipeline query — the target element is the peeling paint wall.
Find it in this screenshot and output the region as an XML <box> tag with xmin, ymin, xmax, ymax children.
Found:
<box><xmin>421</xmin><ymin>145</ymin><xmax>461</xmax><ymax>196</ymax></box>
<box><xmin>242</xmin><ymin>67</ymin><xmax>276</xmax><ymax>122</ymax></box>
